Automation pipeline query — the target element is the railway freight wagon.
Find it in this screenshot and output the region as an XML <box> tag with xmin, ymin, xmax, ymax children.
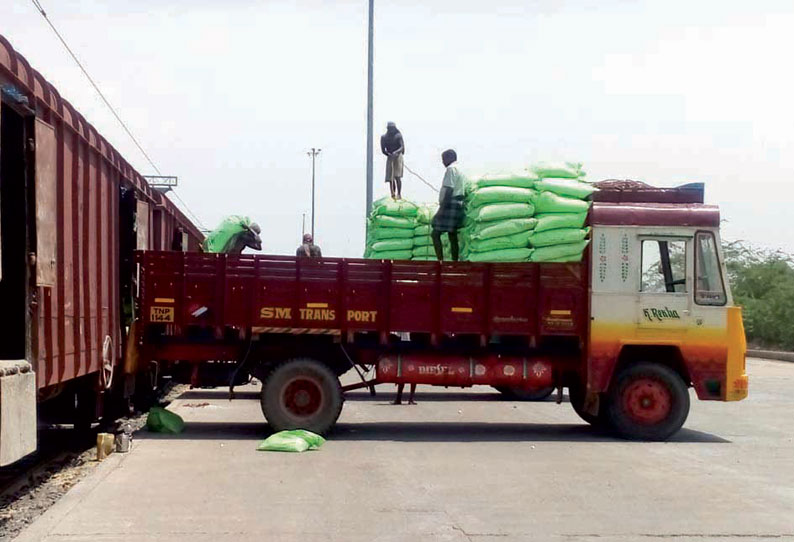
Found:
<box><xmin>136</xmin><ymin>183</ymin><xmax>749</xmax><ymax>441</ymax></box>
<box><xmin>0</xmin><ymin>35</ymin><xmax>202</xmax><ymax>465</ymax></box>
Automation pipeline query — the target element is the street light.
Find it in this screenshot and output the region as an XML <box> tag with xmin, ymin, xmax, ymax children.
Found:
<box><xmin>307</xmin><ymin>147</ymin><xmax>321</xmax><ymax>239</ymax></box>
<box><xmin>366</xmin><ymin>0</ymin><xmax>374</xmax><ymax>217</ymax></box>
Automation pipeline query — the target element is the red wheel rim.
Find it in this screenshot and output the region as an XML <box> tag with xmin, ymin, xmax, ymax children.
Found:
<box><xmin>621</xmin><ymin>377</ymin><xmax>672</xmax><ymax>425</ymax></box>
<box><xmin>281</xmin><ymin>377</ymin><xmax>324</xmax><ymax>420</ymax></box>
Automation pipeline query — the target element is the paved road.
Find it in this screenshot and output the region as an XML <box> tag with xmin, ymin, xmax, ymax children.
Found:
<box><xmin>14</xmin><ymin>358</ymin><xmax>794</xmax><ymax>542</ymax></box>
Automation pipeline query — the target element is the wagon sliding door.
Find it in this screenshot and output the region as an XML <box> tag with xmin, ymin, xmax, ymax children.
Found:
<box><xmin>34</xmin><ymin>118</ymin><xmax>57</xmax><ymax>287</ymax></box>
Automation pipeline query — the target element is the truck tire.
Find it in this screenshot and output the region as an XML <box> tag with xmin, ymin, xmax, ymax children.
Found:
<box><xmin>260</xmin><ymin>358</ymin><xmax>343</xmax><ymax>435</ymax></box>
<box><xmin>606</xmin><ymin>362</ymin><xmax>690</xmax><ymax>441</ymax></box>
<box><xmin>493</xmin><ymin>386</ymin><xmax>555</xmax><ymax>401</ymax></box>
<box><xmin>568</xmin><ymin>382</ymin><xmax>606</xmax><ymax>427</ymax></box>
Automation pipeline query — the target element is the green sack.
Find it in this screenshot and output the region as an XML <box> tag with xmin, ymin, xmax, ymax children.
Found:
<box><xmin>467</xmin><ymin>203</ymin><xmax>535</xmax><ymax>223</ymax></box>
<box><xmin>416</xmin><ymin>205</ymin><xmax>437</xmax><ymax>225</ymax></box>
<box><xmin>411</xmin><ymin>256</ymin><xmax>438</xmax><ymax>261</ymax></box>
<box><xmin>257</xmin><ymin>430</ymin><xmax>326</xmax><ymax>452</ymax></box>
<box><xmin>535</xmin><ymin>178</ymin><xmax>595</xmax><ymax>200</ymax></box>
<box><xmin>529</xmin><ymin>227</ymin><xmax>590</xmax><ymax>248</ymax></box>
<box><xmin>535</xmin><ymin>191</ymin><xmax>591</xmax><ymax>214</ymax></box>
<box><xmin>371</xmin><ymin>197</ymin><xmax>419</xmax><ymax>218</ymax></box>
<box><xmin>146</xmin><ymin>407</ymin><xmax>185</xmax><ymax>434</ymax></box>
<box><xmin>366</xmin><ymin>249</ymin><xmax>414</xmax><ymax>260</ymax></box>
<box><xmin>367</xmin><ymin>227</ymin><xmax>415</xmax><ymax>242</ymax></box>
<box><xmin>467</xmin><ymin>186</ymin><xmax>537</xmax><ymax>208</ymax></box>
<box><xmin>542</xmin><ymin>255</ymin><xmax>585</xmax><ymax>263</ymax></box>
<box><xmin>370</xmin><ymin>215</ymin><xmax>416</xmax><ymax>229</ymax></box>
<box><xmin>412</xmin><ymin>245</ymin><xmax>438</xmax><ymax>257</ymax></box>
<box><xmin>414</xmin><ymin>224</ymin><xmax>431</xmax><ymax>236</ymax></box>
<box><xmin>371</xmin><ymin>238</ymin><xmax>414</xmax><ymax>252</ymax></box>
<box><xmin>467</xmin><ymin>173</ymin><xmax>537</xmax><ymax>191</ymax></box>
<box><xmin>467</xmin><ymin>247</ymin><xmax>533</xmax><ymax>262</ymax></box>
<box><xmin>413</xmin><ymin>235</ymin><xmax>433</xmax><ymax>247</ymax></box>
<box><xmin>534</xmin><ymin>213</ymin><xmax>588</xmax><ymax>233</ymax></box>
<box><xmin>469</xmin><ymin>218</ymin><xmax>538</xmax><ymax>241</ymax></box>
<box><xmin>469</xmin><ymin>231</ymin><xmax>531</xmax><ymax>253</ymax></box>
<box><xmin>202</xmin><ymin>216</ymin><xmax>255</xmax><ymax>253</ymax></box>
<box><xmin>530</xmin><ymin>161</ymin><xmax>584</xmax><ymax>179</ymax></box>
<box><xmin>530</xmin><ymin>241</ymin><xmax>590</xmax><ymax>262</ymax></box>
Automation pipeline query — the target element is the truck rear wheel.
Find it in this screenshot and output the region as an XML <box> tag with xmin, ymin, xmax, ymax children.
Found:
<box><xmin>493</xmin><ymin>386</ymin><xmax>554</xmax><ymax>401</ymax></box>
<box><xmin>260</xmin><ymin>358</ymin><xmax>343</xmax><ymax>435</ymax></box>
<box><xmin>606</xmin><ymin>362</ymin><xmax>689</xmax><ymax>441</ymax></box>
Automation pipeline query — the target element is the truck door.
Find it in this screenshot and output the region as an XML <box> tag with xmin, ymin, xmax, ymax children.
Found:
<box><xmin>638</xmin><ymin>236</ymin><xmax>692</xmax><ymax>331</ymax></box>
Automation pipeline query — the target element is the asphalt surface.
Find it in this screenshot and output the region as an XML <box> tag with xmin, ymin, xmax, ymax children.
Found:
<box><xmin>13</xmin><ymin>358</ymin><xmax>794</xmax><ymax>542</ymax></box>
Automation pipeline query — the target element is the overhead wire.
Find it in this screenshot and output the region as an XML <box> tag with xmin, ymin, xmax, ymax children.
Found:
<box><xmin>30</xmin><ymin>0</ymin><xmax>208</xmax><ymax>232</ymax></box>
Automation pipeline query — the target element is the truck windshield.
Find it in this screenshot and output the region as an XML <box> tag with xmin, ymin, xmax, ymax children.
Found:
<box><xmin>641</xmin><ymin>239</ymin><xmax>687</xmax><ymax>294</ymax></box>
<box><xmin>695</xmin><ymin>231</ymin><xmax>727</xmax><ymax>305</ymax></box>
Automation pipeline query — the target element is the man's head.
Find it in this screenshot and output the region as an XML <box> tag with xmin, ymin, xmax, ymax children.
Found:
<box><xmin>441</xmin><ymin>149</ymin><xmax>457</xmax><ymax>167</ymax></box>
<box><xmin>386</xmin><ymin>121</ymin><xmax>397</xmax><ymax>134</ymax></box>
<box><xmin>303</xmin><ymin>233</ymin><xmax>313</xmax><ymax>244</ymax></box>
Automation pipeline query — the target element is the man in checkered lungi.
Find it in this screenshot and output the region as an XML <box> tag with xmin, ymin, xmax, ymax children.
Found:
<box><xmin>431</xmin><ymin>149</ymin><xmax>465</xmax><ymax>261</ymax></box>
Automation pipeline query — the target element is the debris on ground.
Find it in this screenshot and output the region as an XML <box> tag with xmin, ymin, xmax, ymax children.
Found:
<box><xmin>257</xmin><ymin>430</ymin><xmax>326</xmax><ymax>453</ymax></box>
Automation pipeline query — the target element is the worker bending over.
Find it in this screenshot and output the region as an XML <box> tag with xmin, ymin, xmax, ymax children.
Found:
<box><xmin>431</xmin><ymin>149</ymin><xmax>465</xmax><ymax>261</ymax></box>
<box><xmin>296</xmin><ymin>234</ymin><xmax>322</xmax><ymax>258</ymax></box>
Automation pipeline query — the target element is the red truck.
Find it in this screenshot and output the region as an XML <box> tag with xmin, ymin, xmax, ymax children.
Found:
<box><xmin>132</xmin><ymin>184</ymin><xmax>748</xmax><ymax>440</ymax></box>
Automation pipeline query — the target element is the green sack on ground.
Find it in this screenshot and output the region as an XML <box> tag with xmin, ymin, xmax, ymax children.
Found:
<box><xmin>535</xmin><ymin>191</ymin><xmax>591</xmax><ymax>214</ymax></box>
<box><xmin>467</xmin><ymin>186</ymin><xmax>537</xmax><ymax>208</ymax></box>
<box><xmin>529</xmin><ymin>227</ymin><xmax>590</xmax><ymax>248</ymax></box>
<box><xmin>469</xmin><ymin>231</ymin><xmax>531</xmax><ymax>253</ymax></box>
<box><xmin>146</xmin><ymin>407</ymin><xmax>185</xmax><ymax>434</ymax></box>
<box><xmin>257</xmin><ymin>430</ymin><xmax>326</xmax><ymax>453</ymax></box>
<box><xmin>202</xmin><ymin>216</ymin><xmax>255</xmax><ymax>253</ymax></box>
<box><xmin>467</xmin><ymin>203</ymin><xmax>535</xmax><ymax>223</ymax></box>
<box><xmin>469</xmin><ymin>218</ymin><xmax>538</xmax><ymax>241</ymax></box>
<box><xmin>467</xmin><ymin>247</ymin><xmax>533</xmax><ymax>262</ymax></box>
<box><xmin>371</xmin><ymin>197</ymin><xmax>419</xmax><ymax>218</ymax></box>
<box><xmin>371</xmin><ymin>238</ymin><xmax>414</xmax><ymax>252</ymax></box>
<box><xmin>530</xmin><ymin>241</ymin><xmax>590</xmax><ymax>262</ymax></box>
<box><xmin>535</xmin><ymin>178</ymin><xmax>595</xmax><ymax>200</ymax></box>
<box><xmin>370</xmin><ymin>215</ymin><xmax>416</xmax><ymax>229</ymax></box>
<box><xmin>367</xmin><ymin>227</ymin><xmax>415</xmax><ymax>241</ymax></box>
<box><xmin>366</xmin><ymin>249</ymin><xmax>414</xmax><ymax>260</ymax></box>
<box><xmin>534</xmin><ymin>213</ymin><xmax>588</xmax><ymax>232</ymax></box>
<box><xmin>530</xmin><ymin>161</ymin><xmax>584</xmax><ymax>179</ymax></box>
<box><xmin>467</xmin><ymin>173</ymin><xmax>537</xmax><ymax>192</ymax></box>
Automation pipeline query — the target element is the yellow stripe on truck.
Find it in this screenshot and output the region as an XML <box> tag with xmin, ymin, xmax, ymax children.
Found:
<box><xmin>725</xmin><ymin>306</ymin><xmax>749</xmax><ymax>401</ymax></box>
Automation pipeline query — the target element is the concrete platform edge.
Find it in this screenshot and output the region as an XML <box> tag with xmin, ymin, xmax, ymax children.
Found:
<box><xmin>749</xmin><ymin>350</ymin><xmax>794</xmax><ymax>363</ymax></box>
<box><xmin>12</xmin><ymin>452</ymin><xmax>127</xmax><ymax>542</ymax></box>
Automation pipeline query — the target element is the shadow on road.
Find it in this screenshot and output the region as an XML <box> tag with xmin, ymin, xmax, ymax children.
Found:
<box><xmin>137</xmin><ymin>420</ymin><xmax>729</xmax><ymax>444</ymax></box>
<box><xmin>178</xmin><ymin>390</ymin><xmax>260</xmax><ymax>401</ymax></box>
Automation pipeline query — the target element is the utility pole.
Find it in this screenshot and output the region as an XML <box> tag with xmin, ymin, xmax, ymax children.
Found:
<box><xmin>366</xmin><ymin>0</ymin><xmax>374</xmax><ymax>217</ymax></box>
<box><xmin>307</xmin><ymin>148</ymin><xmax>321</xmax><ymax>239</ymax></box>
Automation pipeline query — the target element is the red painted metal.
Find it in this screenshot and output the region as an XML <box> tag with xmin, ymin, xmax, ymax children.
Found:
<box><xmin>137</xmin><ymin>252</ymin><xmax>589</xmax><ymax>342</ymax></box>
<box><xmin>590</xmin><ymin>202</ymin><xmax>720</xmax><ymax>228</ymax></box>
<box><xmin>0</xmin><ymin>35</ymin><xmax>203</xmax><ymax>391</ymax></box>
<box><xmin>620</xmin><ymin>377</ymin><xmax>672</xmax><ymax>425</ymax></box>
<box><xmin>376</xmin><ymin>354</ymin><xmax>554</xmax><ymax>389</ymax></box>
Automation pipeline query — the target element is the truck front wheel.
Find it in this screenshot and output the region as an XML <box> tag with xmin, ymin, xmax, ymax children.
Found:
<box><xmin>260</xmin><ymin>359</ymin><xmax>343</xmax><ymax>435</ymax></box>
<box><xmin>606</xmin><ymin>362</ymin><xmax>690</xmax><ymax>441</ymax></box>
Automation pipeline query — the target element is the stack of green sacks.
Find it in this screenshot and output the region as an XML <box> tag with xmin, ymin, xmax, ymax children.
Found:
<box><xmin>411</xmin><ymin>204</ymin><xmax>452</xmax><ymax>260</ymax></box>
<box><xmin>364</xmin><ymin>197</ymin><xmax>417</xmax><ymax>260</ymax></box>
<box><xmin>528</xmin><ymin>162</ymin><xmax>594</xmax><ymax>262</ymax></box>
<box><xmin>461</xmin><ymin>173</ymin><xmax>538</xmax><ymax>262</ymax></box>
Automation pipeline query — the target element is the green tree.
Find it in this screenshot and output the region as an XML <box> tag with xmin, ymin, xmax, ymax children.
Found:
<box><xmin>723</xmin><ymin>241</ymin><xmax>794</xmax><ymax>350</ymax></box>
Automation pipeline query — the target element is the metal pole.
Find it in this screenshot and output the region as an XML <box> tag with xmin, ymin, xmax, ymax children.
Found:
<box><xmin>307</xmin><ymin>148</ymin><xmax>321</xmax><ymax>239</ymax></box>
<box><xmin>366</xmin><ymin>0</ymin><xmax>374</xmax><ymax>217</ymax></box>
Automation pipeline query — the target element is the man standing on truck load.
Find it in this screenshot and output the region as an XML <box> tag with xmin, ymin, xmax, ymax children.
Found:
<box><xmin>296</xmin><ymin>234</ymin><xmax>322</xmax><ymax>258</ymax></box>
<box><xmin>431</xmin><ymin>149</ymin><xmax>465</xmax><ymax>261</ymax></box>
<box><xmin>381</xmin><ymin>122</ymin><xmax>405</xmax><ymax>199</ymax></box>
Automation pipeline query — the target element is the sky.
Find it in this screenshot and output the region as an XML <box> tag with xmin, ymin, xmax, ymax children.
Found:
<box><xmin>1</xmin><ymin>0</ymin><xmax>792</xmax><ymax>257</ymax></box>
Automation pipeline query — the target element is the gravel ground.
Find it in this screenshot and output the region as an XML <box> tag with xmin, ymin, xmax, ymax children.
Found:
<box><xmin>0</xmin><ymin>383</ymin><xmax>188</xmax><ymax>541</ymax></box>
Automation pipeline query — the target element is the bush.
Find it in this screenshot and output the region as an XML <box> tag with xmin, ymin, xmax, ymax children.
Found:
<box><xmin>724</xmin><ymin>242</ymin><xmax>794</xmax><ymax>350</ymax></box>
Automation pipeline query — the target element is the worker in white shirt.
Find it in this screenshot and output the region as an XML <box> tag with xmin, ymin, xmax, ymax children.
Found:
<box><xmin>431</xmin><ymin>149</ymin><xmax>465</xmax><ymax>261</ymax></box>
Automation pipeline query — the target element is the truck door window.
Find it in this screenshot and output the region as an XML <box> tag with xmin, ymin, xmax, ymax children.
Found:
<box><xmin>695</xmin><ymin>231</ymin><xmax>727</xmax><ymax>306</ymax></box>
<box><xmin>641</xmin><ymin>240</ymin><xmax>687</xmax><ymax>293</ymax></box>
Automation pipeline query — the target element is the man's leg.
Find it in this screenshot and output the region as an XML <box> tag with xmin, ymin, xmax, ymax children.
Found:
<box><xmin>408</xmin><ymin>383</ymin><xmax>417</xmax><ymax>405</ymax></box>
<box><xmin>431</xmin><ymin>230</ymin><xmax>444</xmax><ymax>261</ymax></box>
<box><xmin>449</xmin><ymin>231</ymin><xmax>460</xmax><ymax>261</ymax></box>
<box><xmin>393</xmin><ymin>383</ymin><xmax>404</xmax><ymax>405</ymax></box>
<box><xmin>395</xmin><ymin>177</ymin><xmax>402</xmax><ymax>199</ymax></box>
